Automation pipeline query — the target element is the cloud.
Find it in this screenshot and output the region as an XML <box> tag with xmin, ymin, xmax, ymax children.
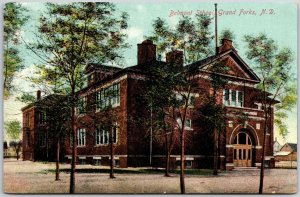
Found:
<box><xmin>123</xmin><ymin>27</ymin><xmax>144</xmax><ymax>43</ymax></box>
<box><xmin>136</xmin><ymin>4</ymin><xmax>145</xmax><ymax>13</ymax></box>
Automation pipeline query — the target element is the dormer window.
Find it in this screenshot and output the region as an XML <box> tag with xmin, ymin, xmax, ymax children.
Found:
<box><xmin>223</xmin><ymin>89</ymin><xmax>244</xmax><ymax>107</ymax></box>
<box><xmin>88</xmin><ymin>73</ymin><xmax>94</xmax><ymax>84</ymax></box>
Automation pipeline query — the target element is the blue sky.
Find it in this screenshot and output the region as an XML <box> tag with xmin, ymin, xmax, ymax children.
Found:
<box><xmin>3</xmin><ymin>1</ymin><xmax>297</xmax><ymax>145</ymax></box>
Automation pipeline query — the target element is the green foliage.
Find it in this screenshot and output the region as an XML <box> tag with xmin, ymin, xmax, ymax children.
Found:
<box><xmin>210</xmin><ymin>62</ymin><xmax>229</xmax><ymax>92</ymax></box>
<box><xmin>219</xmin><ymin>29</ymin><xmax>235</xmax><ymax>42</ymax></box>
<box><xmin>5</xmin><ymin>120</ymin><xmax>21</xmax><ymax>140</ymax></box>
<box><xmin>16</xmin><ymin>92</ymin><xmax>36</xmax><ymax>104</ymax></box>
<box><xmin>36</xmin><ymin>95</ymin><xmax>70</xmax><ymax>139</ymax></box>
<box><xmin>244</xmin><ymin>33</ymin><xmax>296</xmax><ymax>138</ymax></box>
<box><xmin>28</xmin><ymin>2</ymin><xmax>129</xmax><ymax>94</ymax></box>
<box><xmin>142</xmin><ymin>61</ymin><xmax>185</xmax><ymax>136</ymax></box>
<box><xmin>147</xmin><ymin>14</ymin><xmax>214</xmax><ymax>64</ymax></box>
<box><xmin>199</xmin><ymin>100</ymin><xmax>226</xmax><ymax>131</ymax></box>
<box><xmin>4</xmin><ymin>3</ymin><xmax>28</xmax><ymax>98</ymax></box>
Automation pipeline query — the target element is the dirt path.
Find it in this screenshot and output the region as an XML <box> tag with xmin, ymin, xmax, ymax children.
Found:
<box><xmin>3</xmin><ymin>159</ymin><xmax>297</xmax><ymax>194</ymax></box>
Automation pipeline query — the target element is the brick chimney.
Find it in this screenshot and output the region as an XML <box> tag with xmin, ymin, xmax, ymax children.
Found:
<box><xmin>137</xmin><ymin>39</ymin><xmax>156</xmax><ymax>64</ymax></box>
<box><xmin>218</xmin><ymin>38</ymin><xmax>234</xmax><ymax>54</ymax></box>
<box><xmin>37</xmin><ymin>90</ymin><xmax>41</xmax><ymax>100</ymax></box>
<box><xmin>166</xmin><ymin>50</ymin><xmax>183</xmax><ymax>67</ymax></box>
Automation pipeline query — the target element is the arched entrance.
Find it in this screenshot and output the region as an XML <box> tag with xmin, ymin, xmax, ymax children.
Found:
<box><xmin>233</xmin><ymin>131</ymin><xmax>253</xmax><ymax>167</ymax></box>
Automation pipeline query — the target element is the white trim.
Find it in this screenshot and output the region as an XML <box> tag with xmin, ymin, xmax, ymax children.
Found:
<box><xmin>109</xmin><ymin>156</ymin><xmax>120</xmax><ymax>159</ymax></box>
<box><xmin>265</xmin><ymin>156</ymin><xmax>274</xmax><ymax>159</ymax></box>
<box><xmin>255</xmin><ymin>146</ymin><xmax>262</xmax><ymax>149</ymax></box>
<box><xmin>65</xmin><ymin>155</ymin><xmax>128</xmax><ymax>157</ymax></box>
<box><xmin>226</xmin><ymin>144</ymin><xmax>234</xmax><ymax>148</ymax></box>
<box><xmin>176</xmin><ymin>157</ymin><xmax>194</xmax><ymax>161</ymax></box>
<box><xmin>255</xmin><ymin>163</ymin><xmax>261</xmax><ymax>167</ymax></box>
<box><xmin>96</xmin><ymin>74</ymin><xmax>127</xmax><ymax>92</ymax></box>
<box><xmin>226</xmin><ymin>114</ymin><xmax>265</xmax><ymax>121</ymax></box>
<box><xmin>226</xmin><ymin>163</ymin><xmax>234</xmax><ymax>166</ymax></box>
<box><xmin>93</xmin><ymin>156</ymin><xmax>102</xmax><ymax>159</ymax></box>
<box><xmin>229</xmin><ymin>123</ymin><xmax>260</xmax><ymax>146</ymax></box>
<box><xmin>192</xmin><ymin>72</ymin><xmax>257</xmax><ymax>86</ymax></box>
<box><xmin>225</xmin><ymin>106</ymin><xmax>264</xmax><ymax>112</ymax></box>
<box><xmin>79</xmin><ymin>156</ymin><xmax>86</xmax><ymax>159</ymax></box>
<box><xmin>220</xmin><ymin>155</ymin><xmax>225</xmax><ymax>158</ymax></box>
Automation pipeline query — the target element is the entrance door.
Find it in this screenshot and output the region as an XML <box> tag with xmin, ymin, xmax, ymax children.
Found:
<box><xmin>233</xmin><ymin>132</ymin><xmax>252</xmax><ymax>167</ymax></box>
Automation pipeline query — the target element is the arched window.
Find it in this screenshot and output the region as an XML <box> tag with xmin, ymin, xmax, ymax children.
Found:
<box><xmin>234</xmin><ymin>132</ymin><xmax>252</xmax><ymax>145</ymax></box>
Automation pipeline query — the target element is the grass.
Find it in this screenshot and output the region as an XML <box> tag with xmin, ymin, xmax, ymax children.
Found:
<box><xmin>41</xmin><ymin>167</ymin><xmax>214</xmax><ymax>176</ymax></box>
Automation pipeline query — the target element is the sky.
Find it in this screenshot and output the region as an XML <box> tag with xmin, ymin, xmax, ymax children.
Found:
<box><xmin>3</xmin><ymin>1</ymin><xmax>298</xmax><ymax>145</ymax></box>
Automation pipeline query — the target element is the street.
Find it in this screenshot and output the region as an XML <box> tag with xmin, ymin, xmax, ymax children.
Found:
<box><xmin>3</xmin><ymin>159</ymin><xmax>297</xmax><ymax>194</ymax></box>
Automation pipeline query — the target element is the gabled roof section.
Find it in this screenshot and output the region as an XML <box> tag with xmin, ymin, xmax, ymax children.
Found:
<box><xmin>85</xmin><ymin>63</ymin><xmax>122</xmax><ymax>74</ymax></box>
<box><xmin>187</xmin><ymin>49</ymin><xmax>260</xmax><ymax>83</ymax></box>
<box><xmin>21</xmin><ymin>94</ymin><xmax>65</xmax><ymax>112</ymax></box>
<box><xmin>287</xmin><ymin>143</ymin><xmax>297</xmax><ymax>152</ymax></box>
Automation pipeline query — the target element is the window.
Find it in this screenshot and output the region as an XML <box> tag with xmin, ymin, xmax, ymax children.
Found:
<box><xmin>95</xmin><ymin>125</ymin><xmax>118</xmax><ymax>146</ymax></box>
<box><xmin>96</xmin><ymin>83</ymin><xmax>120</xmax><ymax>111</ymax></box>
<box><xmin>79</xmin><ymin>158</ymin><xmax>86</xmax><ymax>165</ymax></box>
<box><xmin>175</xmin><ymin>92</ymin><xmax>197</xmax><ymax>107</ymax></box>
<box><xmin>223</xmin><ymin>89</ymin><xmax>244</xmax><ymax>107</ymax></box>
<box><xmin>114</xmin><ymin>159</ymin><xmax>120</xmax><ymax>167</ymax></box>
<box><xmin>185</xmin><ymin>119</ymin><xmax>192</xmax><ymax>130</ymax></box>
<box><xmin>25</xmin><ymin>113</ymin><xmax>30</xmax><ymax>127</ymax></box>
<box><xmin>185</xmin><ymin>160</ymin><xmax>192</xmax><ymax>168</ymax></box>
<box><xmin>40</xmin><ymin>112</ymin><xmax>46</xmax><ymax>125</ymax></box>
<box><xmin>94</xmin><ymin>159</ymin><xmax>101</xmax><ymax>166</ymax></box>
<box><xmin>176</xmin><ymin>118</ymin><xmax>192</xmax><ymax>130</ymax></box>
<box><xmin>238</xmin><ymin>91</ymin><xmax>244</xmax><ymax>107</ymax></box>
<box><xmin>26</xmin><ymin>131</ymin><xmax>30</xmax><ymax>147</ymax></box>
<box><xmin>38</xmin><ymin>132</ymin><xmax>46</xmax><ymax>147</ymax></box>
<box><xmin>77</xmin><ymin>97</ymin><xmax>87</xmax><ymax>114</ymax></box>
<box><xmin>113</xmin><ymin>126</ymin><xmax>118</xmax><ymax>143</ymax></box>
<box><xmin>69</xmin><ymin>132</ymin><xmax>73</xmax><ymax>147</ymax></box>
<box><xmin>88</xmin><ymin>74</ymin><xmax>94</xmax><ymax>83</ymax></box>
<box><xmin>77</xmin><ymin>128</ymin><xmax>86</xmax><ymax>146</ymax></box>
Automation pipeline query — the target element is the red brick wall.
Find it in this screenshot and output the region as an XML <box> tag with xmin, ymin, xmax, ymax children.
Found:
<box><xmin>22</xmin><ymin>107</ymin><xmax>36</xmax><ymax>161</ymax></box>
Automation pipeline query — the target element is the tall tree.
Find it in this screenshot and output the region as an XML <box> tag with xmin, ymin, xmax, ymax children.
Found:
<box><xmin>147</xmin><ymin>15</ymin><xmax>214</xmax><ymax>194</ymax></box>
<box><xmin>4</xmin><ymin>120</ymin><xmax>22</xmax><ymax>160</ymax></box>
<box><xmin>25</xmin><ymin>2</ymin><xmax>129</xmax><ymax>193</ymax></box>
<box><xmin>3</xmin><ymin>3</ymin><xmax>28</xmax><ymax>99</ymax></box>
<box><xmin>244</xmin><ymin>33</ymin><xmax>296</xmax><ymax>194</ymax></box>
<box><xmin>148</xmin><ymin>15</ymin><xmax>214</xmax><ymax>64</ymax></box>
<box><xmin>207</xmin><ymin>63</ymin><xmax>228</xmax><ymax>175</ymax></box>
<box><xmin>142</xmin><ymin>61</ymin><xmax>182</xmax><ymax>177</ymax></box>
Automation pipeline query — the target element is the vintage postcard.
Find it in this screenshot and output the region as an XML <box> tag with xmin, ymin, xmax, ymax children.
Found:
<box><xmin>3</xmin><ymin>0</ymin><xmax>297</xmax><ymax>194</ymax></box>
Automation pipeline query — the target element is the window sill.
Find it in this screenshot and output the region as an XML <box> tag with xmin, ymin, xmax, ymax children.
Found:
<box><xmin>185</xmin><ymin>127</ymin><xmax>193</xmax><ymax>131</ymax></box>
<box><xmin>94</xmin><ymin>143</ymin><xmax>117</xmax><ymax>147</ymax></box>
<box><xmin>95</xmin><ymin>104</ymin><xmax>120</xmax><ymax>112</ymax></box>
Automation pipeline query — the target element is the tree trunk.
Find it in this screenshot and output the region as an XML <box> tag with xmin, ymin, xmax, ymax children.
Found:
<box><xmin>110</xmin><ymin>127</ymin><xmax>115</xmax><ymax>179</ymax></box>
<box><xmin>56</xmin><ymin>139</ymin><xmax>60</xmax><ymax>181</ymax></box>
<box><xmin>16</xmin><ymin>149</ymin><xmax>19</xmax><ymax>160</ymax></box>
<box><xmin>213</xmin><ymin>127</ymin><xmax>218</xmax><ymax>175</ymax></box>
<box><xmin>164</xmin><ymin>134</ymin><xmax>170</xmax><ymax>177</ymax></box>
<box><xmin>180</xmin><ymin>130</ymin><xmax>185</xmax><ymax>194</ymax></box>
<box><xmin>70</xmin><ymin>95</ymin><xmax>77</xmax><ymax>194</ymax></box>
<box><xmin>258</xmin><ymin>117</ymin><xmax>267</xmax><ymax>194</ymax></box>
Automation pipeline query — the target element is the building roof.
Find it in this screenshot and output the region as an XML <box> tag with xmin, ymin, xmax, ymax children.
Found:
<box><xmin>21</xmin><ymin>94</ymin><xmax>65</xmax><ymax>112</ymax></box>
<box><xmin>287</xmin><ymin>143</ymin><xmax>297</xmax><ymax>152</ymax></box>
<box><xmin>186</xmin><ymin>49</ymin><xmax>261</xmax><ymax>83</ymax></box>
